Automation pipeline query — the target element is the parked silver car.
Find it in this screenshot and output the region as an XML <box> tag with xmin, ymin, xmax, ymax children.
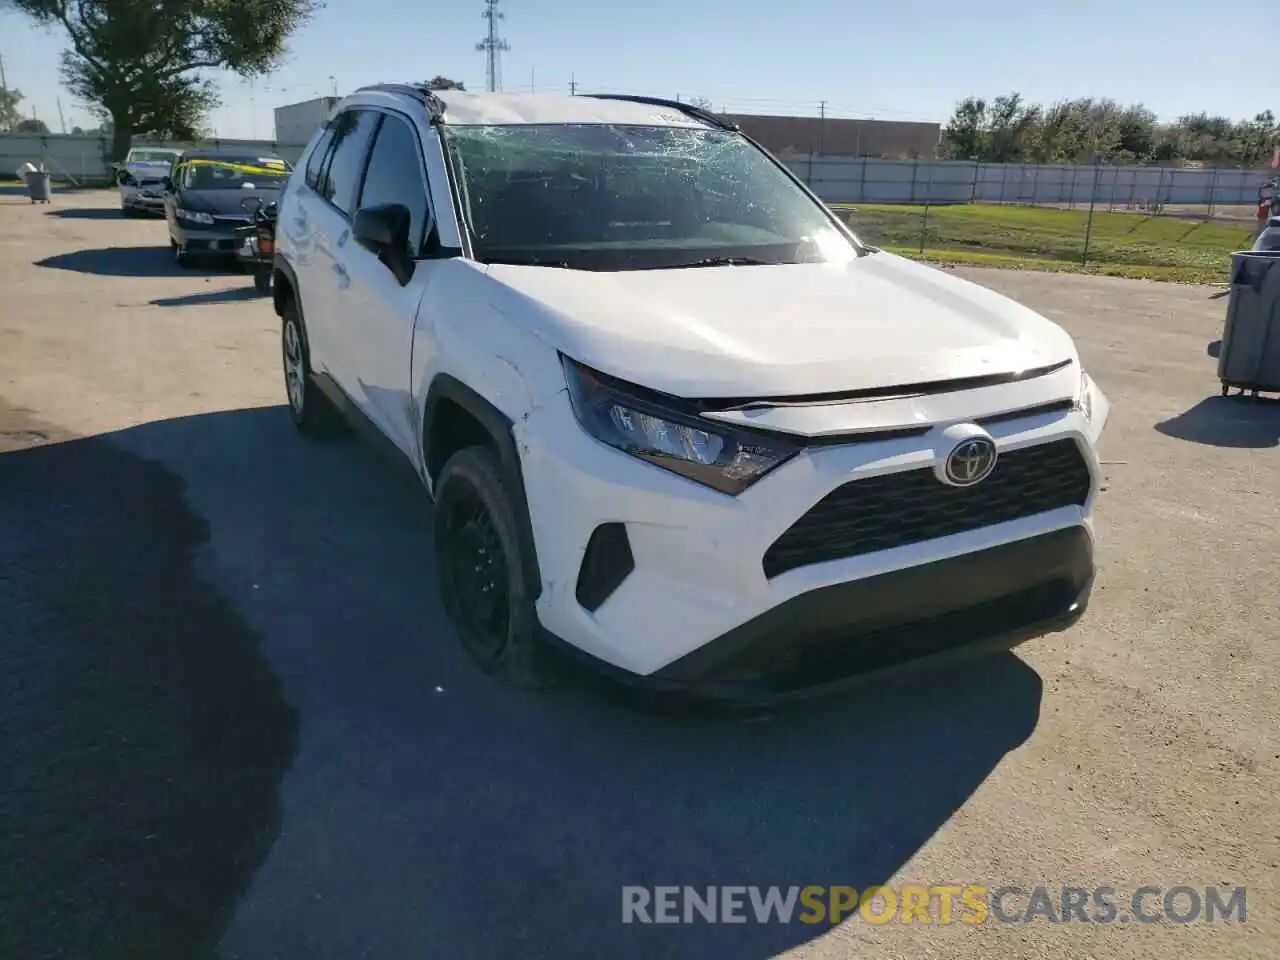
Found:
<box><xmin>115</xmin><ymin>147</ymin><xmax>183</xmax><ymax>217</ymax></box>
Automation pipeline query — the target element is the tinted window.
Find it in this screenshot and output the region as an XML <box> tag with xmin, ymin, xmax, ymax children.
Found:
<box><xmin>358</xmin><ymin>113</ymin><xmax>431</xmax><ymax>256</ymax></box>
<box><xmin>305</xmin><ymin>126</ymin><xmax>336</xmax><ymax>191</ymax></box>
<box><xmin>320</xmin><ymin>109</ymin><xmax>380</xmax><ymax>215</ymax></box>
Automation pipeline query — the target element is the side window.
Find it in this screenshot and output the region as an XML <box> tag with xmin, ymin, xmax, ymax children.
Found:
<box><xmin>319</xmin><ymin>109</ymin><xmax>381</xmax><ymax>216</ymax></box>
<box><xmin>357</xmin><ymin>113</ymin><xmax>431</xmax><ymax>257</ymax></box>
<box><xmin>305</xmin><ymin>126</ymin><xmax>335</xmax><ymax>192</ymax></box>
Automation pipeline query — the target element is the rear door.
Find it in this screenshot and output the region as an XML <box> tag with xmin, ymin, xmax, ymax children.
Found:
<box><xmin>298</xmin><ymin>108</ymin><xmax>380</xmax><ymax>385</ymax></box>
<box><xmin>283</xmin><ymin>125</ymin><xmax>335</xmax><ymax>283</ymax></box>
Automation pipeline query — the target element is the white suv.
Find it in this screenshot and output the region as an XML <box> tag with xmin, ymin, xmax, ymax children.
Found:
<box><xmin>271</xmin><ymin>84</ymin><xmax>1111</xmax><ymax>703</ymax></box>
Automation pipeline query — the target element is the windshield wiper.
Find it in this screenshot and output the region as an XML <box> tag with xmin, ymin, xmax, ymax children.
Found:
<box><xmin>649</xmin><ymin>256</ymin><xmax>779</xmax><ymax>270</ymax></box>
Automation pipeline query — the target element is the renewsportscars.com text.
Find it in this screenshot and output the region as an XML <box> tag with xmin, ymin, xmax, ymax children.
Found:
<box><xmin>622</xmin><ymin>885</ymin><xmax>1246</xmax><ymax>925</ymax></box>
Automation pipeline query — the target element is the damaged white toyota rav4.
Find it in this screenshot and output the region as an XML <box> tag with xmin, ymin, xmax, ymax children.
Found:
<box><xmin>271</xmin><ymin>84</ymin><xmax>1110</xmax><ymax>703</ymax></box>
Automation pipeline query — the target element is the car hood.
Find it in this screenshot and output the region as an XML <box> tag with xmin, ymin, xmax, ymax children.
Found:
<box><xmin>484</xmin><ymin>252</ymin><xmax>1078</xmax><ymax>398</ymax></box>
<box><xmin>180</xmin><ymin>187</ymin><xmax>280</xmax><ymax>215</ymax></box>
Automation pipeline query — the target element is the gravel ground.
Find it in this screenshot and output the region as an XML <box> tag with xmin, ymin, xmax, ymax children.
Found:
<box><xmin>1</xmin><ymin>188</ymin><xmax>1277</xmax><ymax>960</ymax></box>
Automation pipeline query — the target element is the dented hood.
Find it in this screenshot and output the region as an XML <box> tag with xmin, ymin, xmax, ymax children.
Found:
<box><xmin>485</xmin><ymin>251</ymin><xmax>1077</xmax><ymax>399</ymax></box>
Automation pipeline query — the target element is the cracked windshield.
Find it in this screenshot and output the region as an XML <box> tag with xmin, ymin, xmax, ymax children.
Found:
<box><xmin>445</xmin><ymin>123</ymin><xmax>858</xmax><ymax>269</ymax></box>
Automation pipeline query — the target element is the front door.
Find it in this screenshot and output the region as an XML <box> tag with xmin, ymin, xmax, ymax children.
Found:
<box><xmin>339</xmin><ymin>109</ymin><xmax>439</xmax><ymax>459</ymax></box>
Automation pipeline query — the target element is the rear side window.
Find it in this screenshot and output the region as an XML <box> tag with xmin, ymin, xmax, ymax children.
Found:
<box><xmin>305</xmin><ymin>126</ymin><xmax>336</xmax><ymax>192</ymax></box>
<box><xmin>319</xmin><ymin>109</ymin><xmax>381</xmax><ymax>216</ymax></box>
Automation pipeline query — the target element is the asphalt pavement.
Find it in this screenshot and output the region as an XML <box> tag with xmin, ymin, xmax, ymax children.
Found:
<box><xmin>0</xmin><ymin>188</ymin><xmax>1276</xmax><ymax>960</ymax></box>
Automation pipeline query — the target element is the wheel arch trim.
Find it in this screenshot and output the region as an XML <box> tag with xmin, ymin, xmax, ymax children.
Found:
<box><xmin>423</xmin><ymin>374</ymin><xmax>543</xmax><ymax>598</ymax></box>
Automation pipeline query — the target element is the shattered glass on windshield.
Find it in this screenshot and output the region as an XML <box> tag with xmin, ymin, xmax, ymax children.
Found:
<box><xmin>441</xmin><ymin>123</ymin><xmax>861</xmax><ymax>270</ymax></box>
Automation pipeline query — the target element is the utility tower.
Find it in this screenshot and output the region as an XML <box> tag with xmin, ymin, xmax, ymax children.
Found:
<box><xmin>476</xmin><ymin>0</ymin><xmax>511</xmax><ymax>93</ymax></box>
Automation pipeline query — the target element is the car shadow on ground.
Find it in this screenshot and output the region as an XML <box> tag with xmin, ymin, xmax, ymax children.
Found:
<box><xmin>0</xmin><ymin>403</ymin><xmax>1046</xmax><ymax>960</ymax></box>
<box><xmin>45</xmin><ymin>207</ymin><xmax>132</xmax><ymax>220</ymax></box>
<box><xmin>0</xmin><ymin>405</ymin><xmax>297</xmax><ymax>960</ymax></box>
<box><xmin>150</xmin><ymin>287</ymin><xmax>265</xmax><ymax>307</ymax></box>
<box><xmin>34</xmin><ymin>245</ymin><xmax>184</xmax><ymax>278</ymax></box>
<box><xmin>34</xmin><ymin>246</ymin><xmax>243</xmax><ymax>279</ymax></box>
<box><xmin>1155</xmin><ymin>394</ymin><xmax>1280</xmax><ymax>448</ymax></box>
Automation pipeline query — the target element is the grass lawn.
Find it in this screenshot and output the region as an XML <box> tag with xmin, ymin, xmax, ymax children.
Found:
<box><xmin>831</xmin><ymin>202</ymin><xmax>1254</xmax><ymax>284</ymax></box>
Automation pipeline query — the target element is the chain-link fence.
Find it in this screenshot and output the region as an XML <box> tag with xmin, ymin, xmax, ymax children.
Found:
<box><xmin>790</xmin><ymin>158</ymin><xmax>1266</xmax><ymax>283</ymax></box>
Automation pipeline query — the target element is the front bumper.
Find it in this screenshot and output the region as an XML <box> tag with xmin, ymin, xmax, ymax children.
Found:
<box><xmin>546</xmin><ymin>529</ymin><xmax>1092</xmax><ymax>705</ymax></box>
<box><xmin>119</xmin><ymin>186</ymin><xmax>165</xmax><ymax>212</ymax></box>
<box><xmin>517</xmin><ymin>387</ymin><xmax>1104</xmax><ymax>698</ymax></box>
<box><xmin>172</xmin><ymin>222</ymin><xmax>251</xmax><ymax>255</ymax></box>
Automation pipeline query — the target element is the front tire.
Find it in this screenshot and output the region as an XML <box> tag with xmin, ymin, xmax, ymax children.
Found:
<box><xmin>253</xmin><ymin>267</ymin><xmax>272</xmax><ymax>295</ymax></box>
<box><xmin>280</xmin><ymin>297</ymin><xmax>343</xmax><ymax>439</ymax></box>
<box><xmin>172</xmin><ymin>238</ymin><xmax>194</xmax><ymax>268</ymax></box>
<box><xmin>434</xmin><ymin>446</ymin><xmax>547</xmax><ymax>688</ymax></box>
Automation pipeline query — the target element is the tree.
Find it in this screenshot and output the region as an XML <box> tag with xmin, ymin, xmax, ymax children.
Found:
<box><xmin>14</xmin><ymin>117</ymin><xmax>49</xmax><ymax>134</ymax></box>
<box><xmin>687</xmin><ymin>96</ymin><xmax>714</xmax><ymax>111</ymax></box>
<box><xmin>423</xmin><ymin>76</ymin><xmax>465</xmax><ymax>91</ymax></box>
<box><xmin>941</xmin><ymin>90</ymin><xmax>1279</xmax><ymax>167</ymax></box>
<box><xmin>0</xmin><ymin>85</ymin><xmax>22</xmax><ymax>132</ymax></box>
<box><xmin>939</xmin><ymin>97</ymin><xmax>987</xmax><ymax>159</ymax></box>
<box><xmin>5</xmin><ymin>0</ymin><xmax>323</xmax><ymax>161</ymax></box>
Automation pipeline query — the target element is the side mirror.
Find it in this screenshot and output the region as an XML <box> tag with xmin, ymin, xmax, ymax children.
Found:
<box><xmin>353</xmin><ymin>203</ymin><xmax>415</xmax><ymax>285</ymax></box>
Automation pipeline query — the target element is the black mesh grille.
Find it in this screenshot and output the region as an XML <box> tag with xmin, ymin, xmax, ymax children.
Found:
<box><xmin>762</xmin><ymin>439</ymin><xmax>1092</xmax><ymax>578</ymax></box>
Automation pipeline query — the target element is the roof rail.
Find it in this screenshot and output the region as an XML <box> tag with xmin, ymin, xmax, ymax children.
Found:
<box><xmin>354</xmin><ymin>83</ymin><xmax>447</xmax><ymax>122</ymax></box>
<box><xmin>583</xmin><ymin>94</ymin><xmax>739</xmax><ymax>132</ymax></box>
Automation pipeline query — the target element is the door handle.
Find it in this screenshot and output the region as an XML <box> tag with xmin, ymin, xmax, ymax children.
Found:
<box><xmin>332</xmin><ymin>261</ymin><xmax>349</xmax><ymax>287</ymax></box>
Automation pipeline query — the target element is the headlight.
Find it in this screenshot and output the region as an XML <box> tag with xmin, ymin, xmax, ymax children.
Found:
<box><xmin>1075</xmin><ymin>368</ymin><xmax>1110</xmax><ymax>442</ymax></box>
<box><xmin>1076</xmin><ymin>370</ymin><xmax>1094</xmax><ymax>422</ymax></box>
<box><xmin>561</xmin><ymin>356</ymin><xmax>799</xmax><ymax>495</ymax></box>
<box><xmin>177</xmin><ymin>208</ymin><xmax>214</xmax><ymax>225</ymax></box>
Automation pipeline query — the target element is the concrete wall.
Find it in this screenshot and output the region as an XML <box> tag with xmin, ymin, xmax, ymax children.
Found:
<box><xmin>726</xmin><ymin>114</ymin><xmax>942</xmax><ymax>160</ymax></box>
<box><xmin>794</xmin><ymin>156</ymin><xmax>1271</xmax><ymax>207</ymax></box>
<box><xmin>1</xmin><ymin>132</ymin><xmax>1271</xmax><ymax>209</ymax></box>
<box><xmin>0</xmin><ymin>133</ymin><xmax>308</xmax><ymax>185</ymax></box>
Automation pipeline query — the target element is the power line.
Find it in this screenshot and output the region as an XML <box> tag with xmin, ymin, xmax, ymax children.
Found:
<box><xmin>476</xmin><ymin>0</ymin><xmax>511</xmax><ymax>93</ymax></box>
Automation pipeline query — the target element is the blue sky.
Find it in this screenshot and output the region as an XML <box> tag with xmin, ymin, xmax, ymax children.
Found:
<box><xmin>0</xmin><ymin>0</ymin><xmax>1269</xmax><ymax>139</ymax></box>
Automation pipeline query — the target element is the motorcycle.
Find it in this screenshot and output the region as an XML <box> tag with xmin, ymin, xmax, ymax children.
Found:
<box><xmin>235</xmin><ymin>196</ymin><xmax>279</xmax><ymax>294</ymax></box>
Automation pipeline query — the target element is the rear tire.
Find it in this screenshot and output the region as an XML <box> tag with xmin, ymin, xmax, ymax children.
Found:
<box><xmin>280</xmin><ymin>297</ymin><xmax>344</xmax><ymax>439</ymax></box>
<box><xmin>433</xmin><ymin>445</ymin><xmax>547</xmax><ymax>689</ymax></box>
<box><xmin>254</xmin><ymin>267</ymin><xmax>272</xmax><ymax>295</ymax></box>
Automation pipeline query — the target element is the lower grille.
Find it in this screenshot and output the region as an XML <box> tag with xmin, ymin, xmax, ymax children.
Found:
<box><xmin>762</xmin><ymin>438</ymin><xmax>1092</xmax><ymax>578</ymax></box>
<box><xmin>720</xmin><ymin>579</ymin><xmax>1079</xmax><ymax>693</ymax></box>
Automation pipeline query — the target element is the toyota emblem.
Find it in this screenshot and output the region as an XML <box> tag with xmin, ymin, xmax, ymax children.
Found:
<box><xmin>944</xmin><ymin>436</ymin><xmax>998</xmax><ymax>487</ymax></box>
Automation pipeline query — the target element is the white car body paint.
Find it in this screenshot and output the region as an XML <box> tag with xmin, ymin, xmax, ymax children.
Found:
<box><xmin>116</xmin><ymin>147</ymin><xmax>183</xmax><ymax>212</ymax></box>
<box><xmin>480</xmin><ymin>253</ymin><xmax>1079</xmax><ymax>399</ymax></box>
<box><xmin>275</xmin><ymin>87</ymin><xmax>1112</xmax><ymax>686</ymax></box>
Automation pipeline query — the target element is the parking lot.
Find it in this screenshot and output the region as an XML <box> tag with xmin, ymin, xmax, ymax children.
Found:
<box><xmin>1</xmin><ymin>187</ymin><xmax>1277</xmax><ymax>960</ymax></box>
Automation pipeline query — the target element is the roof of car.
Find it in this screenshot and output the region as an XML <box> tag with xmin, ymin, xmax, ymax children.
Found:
<box><xmin>179</xmin><ymin>148</ymin><xmax>287</xmax><ymax>160</ymax></box>
<box><xmin>355</xmin><ymin>87</ymin><xmax>721</xmax><ymax>129</ymax></box>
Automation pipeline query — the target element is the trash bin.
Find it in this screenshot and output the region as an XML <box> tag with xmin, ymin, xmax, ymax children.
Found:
<box><xmin>1217</xmin><ymin>250</ymin><xmax>1280</xmax><ymax>395</ymax></box>
<box><xmin>24</xmin><ymin>169</ymin><xmax>51</xmax><ymax>204</ymax></box>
